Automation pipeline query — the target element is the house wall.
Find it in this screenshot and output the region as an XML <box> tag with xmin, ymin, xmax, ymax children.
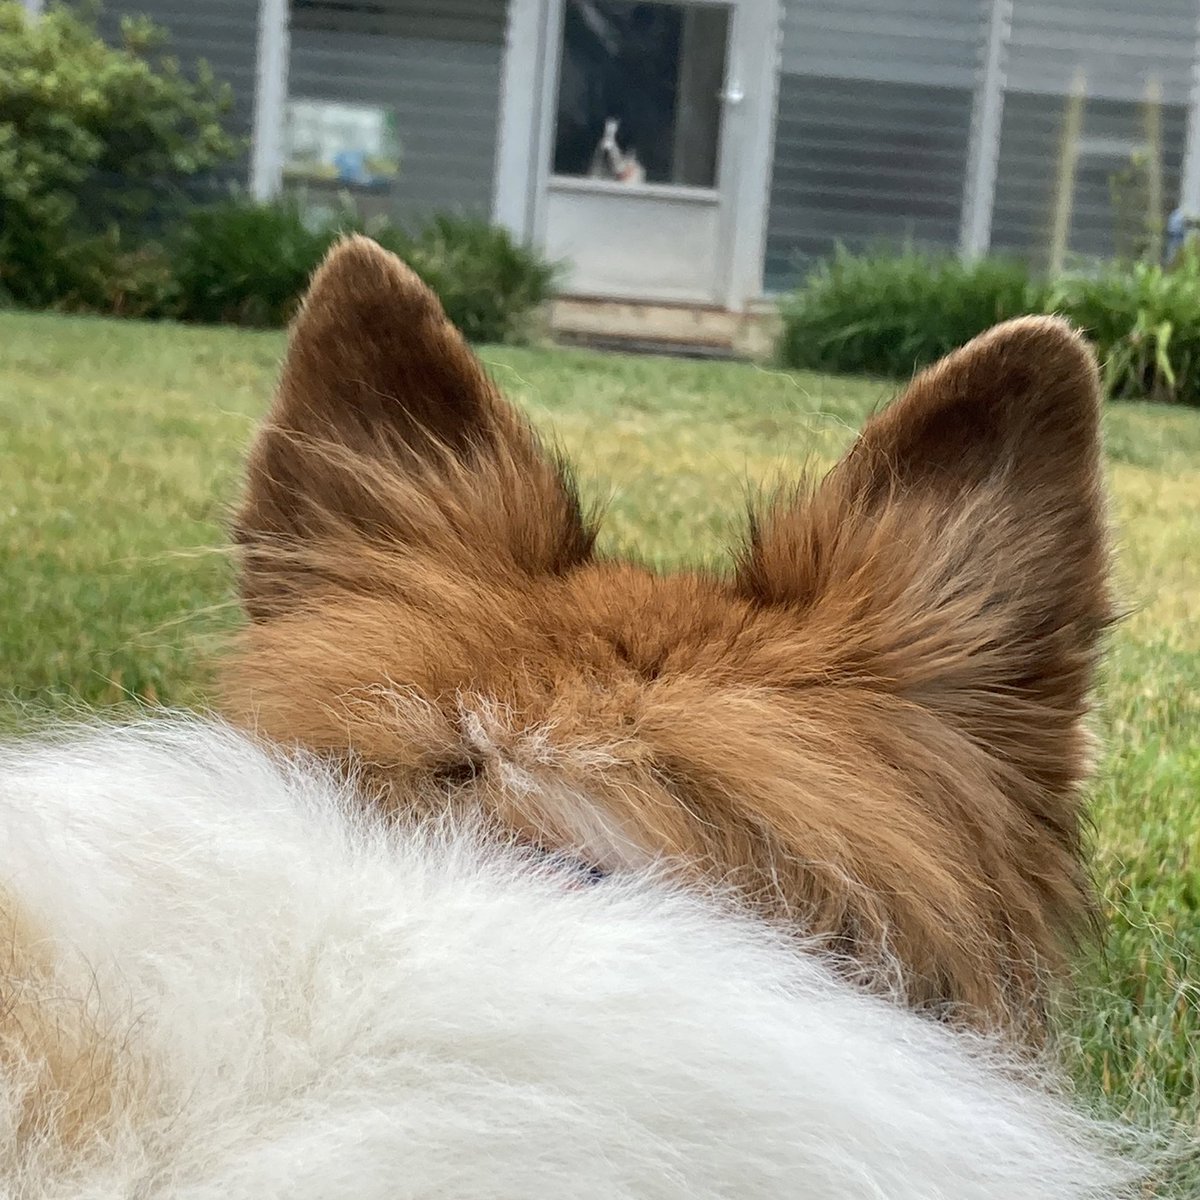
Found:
<box><xmin>90</xmin><ymin>0</ymin><xmax>259</xmax><ymax>183</ymax></box>
<box><xmin>288</xmin><ymin>0</ymin><xmax>507</xmax><ymax>225</ymax></box>
<box><xmin>992</xmin><ymin>0</ymin><xmax>1195</xmax><ymax>266</ymax></box>
<box><xmin>764</xmin><ymin>0</ymin><xmax>987</xmax><ymax>291</ymax></box>
<box><xmin>1005</xmin><ymin>0</ymin><xmax>1195</xmax><ymax>101</ymax></box>
<box><xmin>79</xmin><ymin>0</ymin><xmax>1200</xmax><ymax>301</ymax></box>
<box><xmin>768</xmin><ymin>0</ymin><xmax>1198</xmax><ymax>290</ymax></box>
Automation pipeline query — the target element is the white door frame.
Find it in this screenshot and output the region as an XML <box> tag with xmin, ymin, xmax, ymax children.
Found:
<box><xmin>492</xmin><ymin>0</ymin><xmax>554</xmax><ymax>238</ymax></box>
<box><xmin>250</xmin><ymin>0</ymin><xmax>291</xmax><ymax>202</ymax></box>
<box><xmin>724</xmin><ymin>0</ymin><xmax>783</xmax><ymax>309</ymax></box>
<box><xmin>492</xmin><ymin>0</ymin><xmax>781</xmax><ymax>311</ymax></box>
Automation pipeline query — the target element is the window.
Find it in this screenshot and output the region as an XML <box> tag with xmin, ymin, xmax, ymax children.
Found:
<box><xmin>552</xmin><ymin>0</ymin><xmax>730</xmax><ymax>188</ymax></box>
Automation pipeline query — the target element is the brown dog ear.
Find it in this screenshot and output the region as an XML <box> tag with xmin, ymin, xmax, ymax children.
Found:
<box><xmin>737</xmin><ymin>317</ymin><xmax>1112</xmax><ymax>805</ymax></box>
<box><xmin>233</xmin><ymin>236</ymin><xmax>593</xmax><ymax>617</ymax></box>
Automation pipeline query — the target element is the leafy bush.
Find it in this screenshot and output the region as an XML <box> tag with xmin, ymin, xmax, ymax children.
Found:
<box><xmin>777</xmin><ymin>245</ymin><xmax>1200</xmax><ymax>406</ymax></box>
<box><xmin>779</xmin><ymin>249</ymin><xmax>1049</xmax><ymax>377</ymax></box>
<box><xmin>169</xmin><ymin>196</ymin><xmax>336</xmax><ymax>327</ymax></box>
<box><xmin>0</xmin><ymin>1</ymin><xmax>236</xmax><ymax>308</ymax></box>
<box><xmin>170</xmin><ymin>198</ymin><xmax>558</xmax><ymax>342</ymax></box>
<box><xmin>1052</xmin><ymin>249</ymin><xmax>1200</xmax><ymax>407</ymax></box>
<box><xmin>403</xmin><ymin>214</ymin><xmax>559</xmax><ymax>343</ymax></box>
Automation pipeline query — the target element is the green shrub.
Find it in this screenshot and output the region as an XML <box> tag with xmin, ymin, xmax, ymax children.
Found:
<box><xmin>170</xmin><ymin>196</ymin><xmax>336</xmax><ymax>327</ymax></box>
<box><xmin>777</xmin><ymin>249</ymin><xmax>1049</xmax><ymax>377</ymax></box>
<box><xmin>170</xmin><ymin>198</ymin><xmax>558</xmax><ymax>342</ymax></box>
<box><xmin>0</xmin><ymin>1</ymin><xmax>236</xmax><ymax>308</ymax></box>
<box><xmin>777</xmin><ymin>245</ymin><xmax>1200</xmax><ymax>407</ymax></box>
<box><xmin>1053</xmin><ymin>249</ymin><xmax>1200</xmax><ymax>407</ymax></box>
<box><xmin>402</xmin><ymin>214</ymin><xmax>559</xmax><ymax>344</ymax></box>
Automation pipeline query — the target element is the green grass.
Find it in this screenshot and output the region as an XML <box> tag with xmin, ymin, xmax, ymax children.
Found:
<box><xmin>1</xmin><ymin>311</ymin><xmax>1197</xmax><ymax>1188</ymax></box>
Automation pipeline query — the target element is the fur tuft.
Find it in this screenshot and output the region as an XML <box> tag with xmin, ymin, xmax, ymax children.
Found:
<box><xmin>0</xmin><ymin>720</ymin><xmax>1151</xmax><ymax>1198</ymax></box>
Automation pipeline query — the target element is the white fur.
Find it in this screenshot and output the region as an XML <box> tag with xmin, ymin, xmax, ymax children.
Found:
<box><xmin>0</xmin><ymin>719</ymin><xmax>1147</xmax><ymax>1198</ymax></box>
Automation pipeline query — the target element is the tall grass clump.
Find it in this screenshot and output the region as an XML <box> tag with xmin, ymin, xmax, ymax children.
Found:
<box><xmin>1051</xmin><ymin>247</ymin><xmax>1200</xmax><ymax>407</ymax></box>
<box><xmin>780</xmin><ymin>244</ymin><xmax>1200</xmax><ymax>408</ymax></box>
<box><xmin>778</xmin><ymin>249</ymin><xmax>1048</xmax><ymax>377</ymax></box>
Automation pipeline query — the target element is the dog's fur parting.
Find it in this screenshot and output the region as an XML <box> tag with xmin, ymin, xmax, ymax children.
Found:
<box><xmin>225</xmin><ymin>236</ymin><xmax>1112</xmax><ymax>1029</ymax></box>
<box><xmin>0</xmin><ymin>721</ymin><xmax>1147</xmax><ymax>1197</ymax></box>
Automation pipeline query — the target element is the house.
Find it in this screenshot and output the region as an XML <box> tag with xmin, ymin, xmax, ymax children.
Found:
<box><xmin>41</xmin><ymin>0</ymin><xmax>1200</xmax><ymax>348</ymax></box>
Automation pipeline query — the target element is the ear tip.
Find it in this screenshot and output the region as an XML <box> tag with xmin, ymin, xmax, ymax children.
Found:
<box><xmin>973</xmin><ymin>312</ymin><xmax>1093</xmax><ymax>352</ymax></box>
<box><xmin>966</xmin><ymin>315</ymin><xmax>1101</xmax><ymax>397</ymax></box>
<box><xmin>300</xmin><ymin>234</ymin><xmax>440</xmax><ymax>322</ymax></box>
<box><xmin>320</xmin><ymin>232</ymin><xmax>397</xmax><ymax>269</ymax></box>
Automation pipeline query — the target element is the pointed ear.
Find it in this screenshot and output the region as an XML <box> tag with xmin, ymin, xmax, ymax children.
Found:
<box><xmin>737</xmin><ymin>317</ymin><xmax>1112</xmax><ymax>797</ymax></box>
<box><xmin>233</xmin><ymin>236</ymin><xmax>593</xmax><ymax>617</ymax></box>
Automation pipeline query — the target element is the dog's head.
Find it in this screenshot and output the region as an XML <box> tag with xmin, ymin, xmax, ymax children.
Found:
<box><xmin>224</xmin><ymin>237</ymin><xmax>1111</xmax><ymax>1026</ymax></box>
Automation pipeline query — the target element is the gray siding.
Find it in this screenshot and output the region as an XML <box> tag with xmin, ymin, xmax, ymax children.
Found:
<box><xmin>994</xmin><ymin>0</ymin><xmax>1195</xmax><ymax>264</ymax></box>
<box><xmin>1006</xmin><ymin>0</ymin><xmax>1196</xmax><ymax>103</ymax></box>
<box><xmin>765</xmin><ymin>1</ymin><xmax>985</xmax><ymax>290</ymax></box>
<box><xmin>292</xmin><ymin>0</ymin><xmax>504</xmax><ymax>42</ymax></box>
<box><xmin>768</xmin><ymin>0</ymin><xmax>1199</xmax><ymax>287</ymax></box>
<box><xmin>93</xmin><ymin>0</ymin><xmax>258</xmax><ymax>172</ymax></box>
<box><xmin>288</xmin><ymin>0</ymin><xmax>505</xmax><ymax>224</ymax></box>
<box><xmin>780</xmin><ymin>0</ymin><xmax>986</xmax><ymax>88</ymax></box>
<box><xmin>991</xmin><ymin>92</ymin><xmax>1188</xmax><ymax>265</ymax></box>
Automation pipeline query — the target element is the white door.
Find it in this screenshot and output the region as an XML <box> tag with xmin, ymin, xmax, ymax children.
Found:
<box><xmin>529</xmin><ymin>0</ymin><xmax>779</xmax><ymax>310</ymax></box>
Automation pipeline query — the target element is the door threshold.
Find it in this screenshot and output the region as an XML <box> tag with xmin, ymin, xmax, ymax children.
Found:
<box><xmin>553</xmin><ymin>331</ymin><xmax>743</xmax><ymax>361</ymax></box>
<box><xmin>549</xmin><ymin>296</ymin><xmax>779</xmax><ymax>360</ymax></box>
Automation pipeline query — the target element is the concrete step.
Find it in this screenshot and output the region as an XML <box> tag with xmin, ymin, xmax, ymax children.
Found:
<box><xmin>549</xmin><ymin>296</ymin><xmax>779</xmax><ymax>360</ymax></box>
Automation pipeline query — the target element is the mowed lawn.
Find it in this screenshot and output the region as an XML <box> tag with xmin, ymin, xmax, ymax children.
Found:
<box><xmin>2</xmin><ymin>310</ymin><xmax>1198</xmax><ymax>1187</ymax></box>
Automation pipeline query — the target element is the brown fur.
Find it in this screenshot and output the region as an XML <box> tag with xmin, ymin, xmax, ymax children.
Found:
<box><xmin>0</xmin><ymin>895</ymin><xmax>126</xmax><ymax>1154</ymax></box>
<box><xmin>224</xmin><ymin>236</ymin><xmax>1113</xmax><ymax>1030</ymax></box>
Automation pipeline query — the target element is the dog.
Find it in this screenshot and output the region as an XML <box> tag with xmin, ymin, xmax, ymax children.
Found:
<box><xmin>0</xmin><ymin>238</ymin><xmax>1147</xmax><ymax>1196</ymax></box>
<box><xmin>225</xmin><ymin>236</ymin><xmax>1112</xmax><ymax>1029</ymax></box>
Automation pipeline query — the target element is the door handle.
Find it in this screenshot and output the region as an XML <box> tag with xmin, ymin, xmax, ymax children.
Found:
<box><xmin>719</xmin><ymin>81</ymin><xmax>744</xmax><ymax>105</ymax></box>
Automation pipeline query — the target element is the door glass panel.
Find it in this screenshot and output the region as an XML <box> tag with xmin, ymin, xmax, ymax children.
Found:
<box><xmin>552</xmin><ymin>0</ymin><xmax>730</xmax><ymax>188</ymax></box>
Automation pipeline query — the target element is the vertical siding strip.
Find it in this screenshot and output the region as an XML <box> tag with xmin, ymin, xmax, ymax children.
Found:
<box><xmin>493</xmin><ymin>0</ymin><xmax>547</xmax><ymax>239</ymax></box>
<box><xmin>1178</xmin><ymin>4</ymin><xmax>1200</xmax><ymax>216</ymax></box>
<box><xmin>959</xmin><ymin>0</ymin><xmax>1013</xmax><ymax>260</ymax></box>
<box><xmin>251</xmin><ymin>0</ymin><xmax>291</xmax><ymax>202</ymax></box>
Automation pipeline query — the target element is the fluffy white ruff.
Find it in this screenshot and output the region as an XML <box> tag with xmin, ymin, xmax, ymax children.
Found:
<box><xmin>0</xmin><ymin>719</ymin><xmax>1144</xmax><ymax>1199</ymax></box>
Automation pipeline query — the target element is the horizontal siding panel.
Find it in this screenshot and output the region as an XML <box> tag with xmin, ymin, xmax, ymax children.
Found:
<box><xmin>764</xmin><ymin>71</ymin><xmax>972</xmax><ymax>290</ymax></box>
<box><xmin>771</xmin><ymin>154</ymin><xmax>971</xmax><ymax>185</ymax></box>
<box><xmin>769</xmin><ymin>73</ymin><xmax>980</xmax><ymax>128</ymax></box>
<box><xmin>292</xmin><ymin>0</ymin><xmax>506</xmax><ymax>43</ymax></box>
<box><xmin>773</xmin><ymin>109</ymin><xmax>977</xmax><ymax>141</ymax></box>
<box><xmin>785</xmin><ymin>11</ymin><xmax>980</xmax><ymax>43</ymax></box>
<box><xmin>990</xmin><ymin>89</ymin><xmax>1186</xmax><ymax>263</ymax></box>
<box><xmin>781</xmin><ymin>0</ymin><xmax>988</xmax><ymax>87</ymax></box>
<box><xmin>1006</xmin><ymin>0</ymin><xmax>1197</xmax><ymax>101</ymax></box>
<box><xmin>1009</xmin><ymin>1</ymin><xmax>1197</xmax><ymax>34</ymax></box>
<box><xmin>773</xmin><ymin>138</ymin><xmax>972</xmax><ymax>171</ymax></box>
<box><xmin>770</xmin><ymin>181</ymin><xmax>962</xmax><ymax>215</ymax></box>
<box><xmin>769</xmin><ymin>210</ymin><xmax>958</xmax><ymax>240</ymax></box>
<box><xmin>287</xmin><ymin>14</ymin><xmax>502</xmax><ymax>224</ymax></box>
<box><xmin>775</xmin><ymin>49</ymin><xmax>977</xmax><ymax>90</ymax></box>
